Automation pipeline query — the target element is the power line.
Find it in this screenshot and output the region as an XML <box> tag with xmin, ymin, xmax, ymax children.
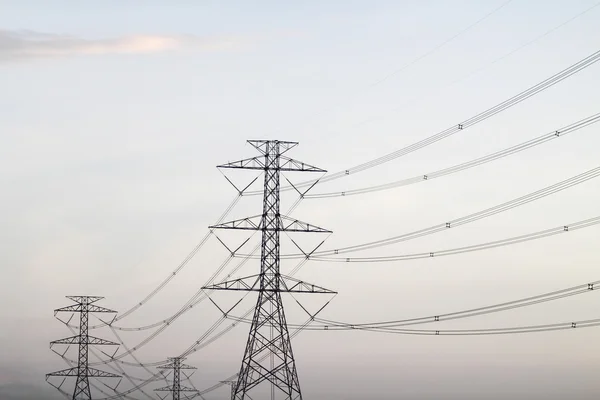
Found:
<box><xmin>305</xmin><ymin>112</ymin><xmax>600</xmax><ymax>198</ymax></box>
<box><xmin>371</xmin><ymin>0</ymin><xmax>515</xmax><ymax>87</ymax></box>
<box><xmin>278</xmin><ymin>0</ymin><xmax>514</xmax><ymax>138</ymax></box>
<box><xmin>81</xmin><ymin>195</ymin><xmax>242</xmax><ymax>331</ymax></box>
<box><xmin>310</xmin><ymin>216</ymin><xmax>600</xmax><ymax>263</ymax></box>
<box><xmin>302</xmin><ymin>318</ymin><xmax>600</xmax><ymax>336</ymax></box>
<box><xmin>230</xmin><ymin>280</ymin><xmax>599</xmax><ymax>329</ymax></box>
<box><xmin>236</xmin><ymin>165</ymin><xmax>600</xmax><ymax>259</ymax></box>
<box><xmin>318</xmin><ymin>1</ymin><xmax>600</xmax><ymax>142</ymax></box>
<box><xmin>245</xmin><ymin>47</ymin><xmax>600</xmax><ymax>196</ymax></box>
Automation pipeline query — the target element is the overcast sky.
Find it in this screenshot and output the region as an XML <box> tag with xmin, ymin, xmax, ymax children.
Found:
<box><xmin>1</xmin><ymin>0</ymin><xmax>600</xmax><ymax>399</ymax></box>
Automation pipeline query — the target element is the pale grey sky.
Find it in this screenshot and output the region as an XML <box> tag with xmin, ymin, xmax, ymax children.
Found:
<box><xmin>1</xmin><ymin>1</ymin><xmax>600</xmax><ymax>399</ymax></box>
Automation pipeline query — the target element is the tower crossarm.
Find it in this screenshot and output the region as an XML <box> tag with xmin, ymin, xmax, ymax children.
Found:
<box><xmin>66</xmin><ymin>296</ymin><xmax>104</xmax><ymax>304</ymax></box>
<box><xmin>203</xmin><ymin>274</ymin><xmax>336</xmax><ymax>294</ymax></box>
<box><xmin>54</xmin><ymin>304</ymin><xmax>117</xmax><ymax>314</ymax></box>
<box><xmin>247</xmin><ymin>140</ymin><xmax>298</xmax><ymax>155</ymax></box>
<box><xmin>280</xmin><ymin>215</ymin><xmax>331</xmax><ymax>232</ymax></box>
<box><xmin>47</xmin><ymin>367</ymin><xmax>120</xmax><ymax>378</ymax></box>
<box><xmin>155</xmin><ymin>385</ymin><xmax>198</xmax><ymax>392</ymax></box>
<box><xmin>279</xmin><ymin>156</ymin><xmax>326</xmax><ymax>172</ymax></box>
<box><xmin>51</xmin><ymin>335</ymin><xmax>119</xmax><ymax>346</ymax></box>
<box><xmin>210</xmin><ymin>215</ymin><xmax>330</xmax><ymax>233</ymax></box>
<box><xmin>218</xmin><ymin>156</ymin><xmax>325</xmax><ymax>173</ymax></box>
<box><xmin>157</xmin><ymin>364</ymin><xmax>197</xmax><ymax>370</ymax></box>
<box><xmin>218</xmin><ymin>156</ymin><xmax>267</xmax><ymax>170</ymax></box>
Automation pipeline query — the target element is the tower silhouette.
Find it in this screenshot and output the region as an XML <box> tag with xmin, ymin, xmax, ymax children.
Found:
<box><xmin>47</xmin><ymin>296</ymin><xmax>120</xmax><ymax>400</ymax></box>
<box><xmin>155</xmin><ymin>357</ymin><xmax>199</xmax><ymax>400</ymax></box>
<box><xmin>203</xmin><ymin>140</ymin><xmax>335</xmax><ymax>399</ymax></box>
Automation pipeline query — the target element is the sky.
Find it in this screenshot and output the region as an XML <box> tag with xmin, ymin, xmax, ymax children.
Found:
<box><xmin>1</xmin><ymin>0</ymin><xmax>600</xmax><ymax>399</ymax></box>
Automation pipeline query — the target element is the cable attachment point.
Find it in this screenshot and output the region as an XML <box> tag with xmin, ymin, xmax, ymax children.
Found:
<box><xmin>564</xmin><ymin>225</ymin><xmax>569</xmax><ymax>231</ymax></box>
<box><xmin>572</xmin><ymin>322</ymin><xmax>577</xmax><ymax>328</ymax></box>
<box><xmin>446</xmin><ymin>222</ymin><xmax>451</xmax><ymax>228</ymax></box>
<box><xmin>458</xmin><ymin>124</ymin><xmax>464</xmax><ymax>130</ymax></box>
<box><xmin>434</xmin><ymin>316</ymin><xmax>439</xmax><ymax>322</ymax></box>
<box><xmin>555</xmin><ymin>130</ymin><xmax>560</xmax><ymax>136</ymax></box>
<box><xmin>588</xmin><ymin>283</ymin><xmax>594</xmax><ymax>290</ymax></box>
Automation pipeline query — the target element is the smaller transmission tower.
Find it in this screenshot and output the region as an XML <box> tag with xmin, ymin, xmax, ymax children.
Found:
<box><xmin>155</xmin><ymin>357</ymin><xmax>199</xmax><ymax>400</ymax></box>
<box><xmin>47</xmin><ymin>296</ymin><xmax>120</xmax><ymax>400</ymax></box>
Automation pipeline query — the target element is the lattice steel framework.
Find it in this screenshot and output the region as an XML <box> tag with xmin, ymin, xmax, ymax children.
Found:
<box><xmin>203</xmin><ymin>140</ymin><xmax>335</xmax><ymax>400</ymax></box>
<box><xmin>155</xmin><ymin>357</ymin><xmax>199</xmax><ymax>400</ymax></box>
<box><xmin>46</xmin><ymin>296</ymin><xmax>120</xmax><ymax>400</ymax></box>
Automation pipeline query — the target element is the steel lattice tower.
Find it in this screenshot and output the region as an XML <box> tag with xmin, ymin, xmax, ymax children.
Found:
<box><xmin>46</xmin><ymin>296</ymin><xmax>120</xmax><ymax>400</ymax></box>
<box><xmin>155</xmin><ymin>357</ymin><xmax>199</xmax><ymax>400</ymax></box>
<box><xmin>203</xmin><ymin>140</ymin><xmax>335</xmax><ymax>400</ymax></box>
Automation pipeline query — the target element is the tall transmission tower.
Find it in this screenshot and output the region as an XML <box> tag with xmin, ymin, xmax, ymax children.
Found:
<box><xmin>203</xmin><ymin>140</ymin><xmax>336</xmax><ymax>400</ymax></box>
<box><xmin>155</xmin><ymin>357</ymin><xmax>199</xmax><ymax>400</ymax></box>
<box><xmin>46</xmin><ymin>296</ymin><xmax>121</xmax><ymax>400</ymax></box>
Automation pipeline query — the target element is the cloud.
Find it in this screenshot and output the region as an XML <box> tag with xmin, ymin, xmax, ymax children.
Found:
<box><xmin>0</xmin><ymin>29</ymin><xmax>245</xmax><ymax>62</ymax></box>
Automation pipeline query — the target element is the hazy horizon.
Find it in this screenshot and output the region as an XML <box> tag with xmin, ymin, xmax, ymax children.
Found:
<box><xmin>1</xmin><ymin>0</ymin><xmax>600</xmax><ymax>399</ymax></box>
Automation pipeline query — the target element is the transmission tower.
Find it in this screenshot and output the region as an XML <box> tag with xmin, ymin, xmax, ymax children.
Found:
<box><xmin>155</xmin><ymin>357</ymin><xmax>199</xmax><ymax>400</ymax></box>
<box><xmin>203</xmin><ymin>140</ymin><xmax>335</xmax><ymax>400</ymax></box>
<box><xmin>46</xmin><ymin>296</ymin><xmax>121</xmax><ymax>400</ymax></box>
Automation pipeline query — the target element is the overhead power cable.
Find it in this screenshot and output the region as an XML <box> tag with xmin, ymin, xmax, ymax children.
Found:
<box><xmin>57</xmin><ymin>245</ymin><xmax>256</xmax><ymax>367</ymax></box>
<box><xmin>74</xmin><ymin>46</ymin><xmax>600</xmax><ymax>371</ymax></box>
<box><xmin>76</xmin><ymin>218</ymin><xmax>317</xmax><ymax>368</ymax></box>
<box><xmin>298</xmin><ymin>318</ymin><xmax>600</xmax><ymax>335</ymax></box>
<box><xmin>81</xmin><ymin>195</ymin><xmax>242</xmax><ymax>331</ymax></box>
<box><xmin>75</xmin><ymin>251</ymin><xmax>252</xmax><ymax>366</ymax></box>
<box><xmin>235</xmin><ymin>165</ymin><xmax>600</xmax><ymax>259</ymax></box>
<box><xmin>226</xmin><ymin>279</ymin><xmax>598</xmax><ymax>329</ymax></box>
<box><xmin>305</xmin><ymin>112</ymin><xmax>600</xmax><ymax>198</ymax></box>
<box><xmin>244</xmin><ymin>47</ymin><xmax>600</xmax><ymax>196</ymax></box>
<box><xmin>81</xmin><ymin>196</ymin><xmax>306</xmax><ymax>364</ymax></box>
<box><xmin>371</xmin><ymin>0</ymin><xmax>514</xmax><ymax>86</ymax></box>
<box><xmin>318</xmin><ymin>0</ymin><xmax>600</xmax><ymax>145</ymax></box>
<box><xmin>310</xmin><ymin>216</ymin><xmax>600</xmax><ymax>263</ymax></box>
<box><xmin>177</xmin><ymin>251</ymin><xmax>329</xmax><ymax>358</ymax></box>
<box><xmin>269</xmin><ymin>0</ymin><xmax>513</xmax><ymax>139</ymax></box>
<box><xmin>323</xmin><ymin>282</ymin><xmax>597</xmax><ymax>326</ymax></box>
